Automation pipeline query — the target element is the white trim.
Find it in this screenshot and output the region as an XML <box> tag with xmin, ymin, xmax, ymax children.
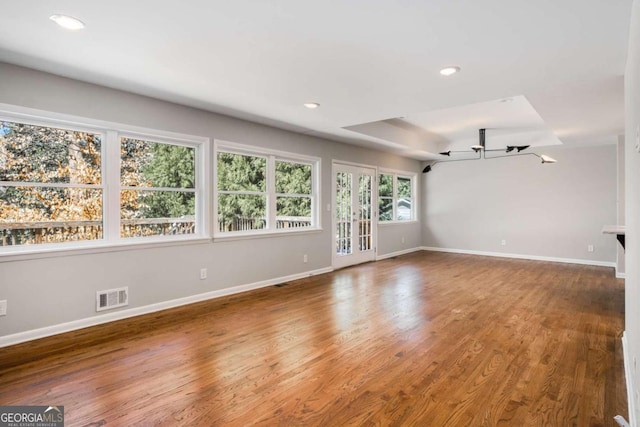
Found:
<box><xmin>105</xmin><ymin>130</ymin><xmax>120</xmax><ymax>241</ymax></box>
<box><xmin>622</xmin><ymin>332</ymin><xmax>638</xmax><ymax>427</ymax></box>
<box><xmin>420</xmin><ymin>246</ymin><xmax>617</xmax><ymax>268</ymax></box>
<box><xmin>376</xmin><ymin>247</ymin><xmax>422</xmax><ymax>261</ymax></box>
<box><xmin>617</xmin><ymin>271</ymin><xmax>627</xmax><ymax>279</ymax></box>
<box><xmin>213</xmin><ymin>227</ymin><xmax>323</xmax><ymax>242</ymax></box>
<box><xmin>0</xmin><ymin>266</ymin><xmax>334</xmax><ymax>348</ymax></box>
<box><xmin>378</xmin><ymin>220</ymin><xmax>420</xmax><ymax>226</ymax></box>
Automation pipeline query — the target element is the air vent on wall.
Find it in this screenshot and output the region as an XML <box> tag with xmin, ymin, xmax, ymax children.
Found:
<box><xmin>96</xmin><ymin>287</ymin><xmax>128</xmax><ymax>312</ymax></box>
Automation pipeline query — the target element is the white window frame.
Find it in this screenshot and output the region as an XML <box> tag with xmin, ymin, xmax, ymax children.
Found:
<box><xmin>0</xmin><ymin>103</ymin><xmax>210</xmax><ymax>261</ymax></box>
<box><xmin>214</xmin><ymin>140</ymin><xmax>321</xmax><ymax>239</ymax></box>
<box><xmin>378</xmin><ymin>169</ymin><xmax>418</xmax><ymax>224</ymax></box>
<box><xmin>117</xmin><ymin>132</ymin><xmax>206</xmax><ymax>241</ymax></box>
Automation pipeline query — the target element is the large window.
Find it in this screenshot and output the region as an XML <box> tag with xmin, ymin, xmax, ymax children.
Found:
<box><xmin>378</xmin><ymin>171</ymin><xmax>416</xmax><ymax>222</ymax></box>
<box><xmin>0</xmin><ymin>111</ymin><xmax>208</xmax><ymax>254</ymax></box>
<box><xmin>120</xmin><ymin>137</ymin><xmax>197</xmax><ymax>238</ymax></box>
<box><xmin>0</xmin><ymin>120</ymin><xmax>104</xmax><ymax>247</ymax></box>
<box><xmin>217</xmin><ymin>152</ymin><xmax>267</xmax><ymax>232</ymax></box>
<box><xmin>215</xmin><ymin>142</ymin><xmax>319</xmax><ymax>236</ymax></box>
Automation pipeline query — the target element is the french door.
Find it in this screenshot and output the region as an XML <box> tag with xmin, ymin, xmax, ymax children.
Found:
<box><xmin>333</xmin><ymin>163</ymin><xmax>376</xmax><ymax>269</ymax></box>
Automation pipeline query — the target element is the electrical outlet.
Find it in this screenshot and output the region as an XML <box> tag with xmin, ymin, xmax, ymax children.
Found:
<box><xmin>588</xmin><ymin>245</ymin><xmax>594</xmax><ymax>253</ymax></box>
<box><xmin>303</xmin><ymin>254</ymin><xmax>308</xmax><ymax>263</ymax></box>
<box><xmin>200</xmin><ymin>268</ymin><xmax>207</xmax><ymax>280</ymax></box>
<box><xmin>0</xmin><ymin>300</ymin><xmax>7</xmax><ymax>316</ymax></box>
<box><xmin>501</xmin><ymin>240</ymin><xmax>507</xmax><ymax>246</ymax></box>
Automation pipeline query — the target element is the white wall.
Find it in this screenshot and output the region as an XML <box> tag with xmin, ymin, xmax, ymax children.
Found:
<box><xmin>618</xmin><ymin>136</ymin><xmax>626</xmax><ymax>277</ymax></box>
<box><xmin>625</xmin><ymin>0</ymin><xmax>640</xmax><ymax>423</ymax></box>
<box><xmin>0</xmin><ymin>62</ymin><xmax>422</xmax><ymax>340</ymax></box>
<box><xmin>422</xmin><ymin>145</ymin><xmax>617</xmax><ymax>264</ymax></box>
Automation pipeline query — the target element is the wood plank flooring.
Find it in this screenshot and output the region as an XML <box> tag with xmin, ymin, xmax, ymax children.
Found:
<box><xmin>0</xmin><ymin>251</ymin><xmax>627</xmax><ymax>426</ymax></box>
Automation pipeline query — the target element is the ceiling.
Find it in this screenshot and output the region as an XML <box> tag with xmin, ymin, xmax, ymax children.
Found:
<box><xmin>0</xmin><ymin>1</ymin><xmax>632</xmax><ymax>160</ymax></box>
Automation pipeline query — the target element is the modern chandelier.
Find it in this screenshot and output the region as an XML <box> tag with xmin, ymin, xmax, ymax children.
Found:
<box><xmin>422</xmin><ymin>128</ymin><xmax>557</xmax><ymax>173</ymax></box>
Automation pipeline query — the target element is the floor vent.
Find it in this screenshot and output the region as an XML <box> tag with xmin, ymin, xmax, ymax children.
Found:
<box><xmin>96</xmin><ymin>287</ymin><xmax>129</xmax><ymax>312</ymax></box>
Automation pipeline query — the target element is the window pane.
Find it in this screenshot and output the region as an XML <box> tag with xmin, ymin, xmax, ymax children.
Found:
<box><xmin>397</xmin><ymin>176</ymin><xmax>412</xmax><ymax>198</ymax></box>
<box><xmin>359</xmin><ymin>174</ymin><xmax>372</xmax><ymax>251</ymax></box>
<box><xmin>379</xmin><ymin>198</ymin><xmax>393</xmax><ymax>222</ymax></box>
<box><xmin>276</xmin><ymin>196</ymin><xmax>311</xmax><ymax>229</ymax></box>
<box><xmin>275</xmin><ymin>161</ymin><xmax>311</xmax><ymax>194</ymax></box>
<box><xmin>121</xmin><ymin>138</ymin><xmax>195</xmax><ymax>188</ymax></box>
<box><xmin>120</xmin><ymin>190</ymin><xmax>195</xmax><ymax>237</ymax></box>
<box><xmin>0</xmin><ymin>120</ymin><xmax>101</xmax><ymax>185</ymax></box>
<box><xmin>335</xmin><ymin>172</ymin><xmax>352</xmax><ymax>256</ymax></box>
<box><xmin>397</xmin><ymin>198</ymin><xmax>412</xmax><ymax>221</ymax></box>
<box><xmin>0</xmin><ymin>186</ymin><xmax>103</xmax><ymax>246</ymax></box>
<box><xmin>218</xmin><ymin>194</ymin><xmax>266</xmax><ymax>232</ymax></box>
<box><xmin>378</xmin><ymin>174</ymin><xmax>393</xmax><ymax>197</ymax></box>
<box><xmin>217</xmin><ymin>152</ymin><xmax>266</xmax><ymax>192</ymax></box>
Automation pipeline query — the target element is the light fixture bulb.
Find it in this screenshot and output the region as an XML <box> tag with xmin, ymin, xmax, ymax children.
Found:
<box><xmin>303</xmin><ymin>102</ymin><xmax>320</xmax><ymax>109</ymax></box>
<box><xmin>470</xmin><ymin>144</ymin><xmax>483</xmax><ymax>152</ymax></box>
<box><xmin>540</xmin><ymin>154</ymin><xmax>557</xmax><ymax>164</ymax></box>
<box><xmin>50</xmin><ymin>14</ymin><xmax>85</xmax><ymax>30</ymax></box>
<box><xmin>440</xmin><ymin>66</ymin><xmax>460</xmax><ymax>76</ymax></box>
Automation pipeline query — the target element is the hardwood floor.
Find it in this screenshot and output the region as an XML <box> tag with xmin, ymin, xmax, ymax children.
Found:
<box><xmin>0</xmin><ymin>251</ymin><xmax>626</xmax><ymax>426</ymax></box>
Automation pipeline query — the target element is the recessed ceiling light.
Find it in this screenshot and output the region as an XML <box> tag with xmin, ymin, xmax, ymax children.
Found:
<box><xmin>439</xmin><ymin>66</ymin><xmax>460</xmax><ymax>76</ymax></box>
<box><xmin>303</xmin><ymin>103</ymin><xmax>320</xmax><ymax>109</ymax></box>
<box><xmin>49</xmin><ymin>14</ymin><xmax>85</xmax><ymax>31</ymax></box>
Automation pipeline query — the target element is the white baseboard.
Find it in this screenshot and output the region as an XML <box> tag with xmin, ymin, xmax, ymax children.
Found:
<box><xmin>0</xmin><ymin>266</ymin><xmax>333</xmax><ymax>348</ymax></box>
<box><xmin>420</xmin><ymin>246</ymin><xmax>616</xmax><ymax>268</ymax></box>
<box><xmin>623</xmin><ymin>332</ymin><xmax>638</xmax><ymax>427</ymax></box>
<box><xmin>376</xmin><ymin>247</ymin><xmax>422</xmax><ymax>261</ymax></box>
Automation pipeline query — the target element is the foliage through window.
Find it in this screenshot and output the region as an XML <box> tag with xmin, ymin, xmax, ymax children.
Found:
<box><xmin>0</xmin><ymin>113</ymin><xmax>206</xmax><ymax>252</ymax></box>
<box><xmin>378</xmin><ymin>172</ymin><xmax>415</xmax><ymax>222</ymax></box>
<box><xmin>120</xmin><ymin>137</ymin><xmax>197</xmax><ymax>238</ymax></box>
<box><xmin>0</xmin><ymin>120</ymin><xmax>103</xmax><ymax>246</ymax></box>
<box><xmin>216</xmin><ymin>145</ymin><xmax>318</xmax><ymax>235</ymax></box>
<box><xmin>276</xmin><ymin>160</ymin><xmax>312</xmax><ymax>229</ymax></box>
<box><xmin>217</xmin><ymin>152</ymin><xmax>267</xmax><ymax>232</ymax></box>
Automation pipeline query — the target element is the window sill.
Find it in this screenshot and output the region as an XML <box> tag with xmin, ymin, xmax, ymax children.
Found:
<box><xmin>0</xmin><ymin>236</ymin><xmax>212</xmax><ymax>263</ymax></box>
<box><xmin>378</xmin><ymin>220</ymin><xmax>420</xmax><ymax>226</ymax></box>
<box><xmin>213</xmin><ymin>227</ymin><xmax>323</xmax><ymax>242</ymax></box>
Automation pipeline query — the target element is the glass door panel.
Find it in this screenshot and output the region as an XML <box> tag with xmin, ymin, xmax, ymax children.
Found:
<box><xmin>333</xmin><ymin>164</ymin><xmax>376</xmax><ymax>269</ymax></box>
